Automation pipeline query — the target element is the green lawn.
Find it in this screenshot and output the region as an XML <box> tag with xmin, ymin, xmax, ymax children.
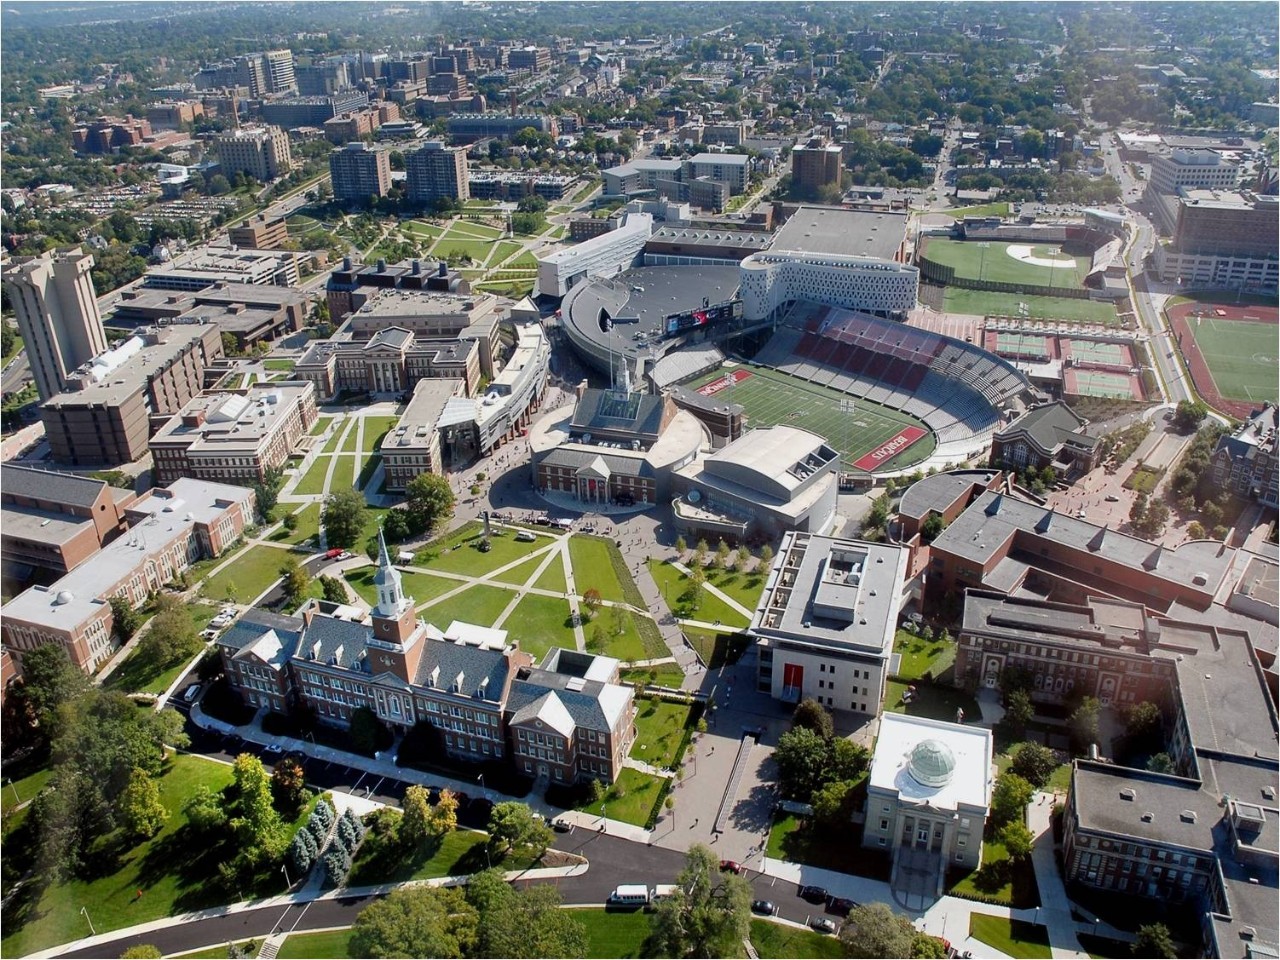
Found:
<box><xmin>621</xmin><ymin>664</ymin><xmax>685</xmax><ymax>688</ymax></box>
<box><xmin>416</xmin><ymin>521</ymin><xmax>544</xmax><ymax>576</ymax></box>
<box><xmin>348</xmin><ymin>826</ymin><xmax>496</xmax><ymax>885</ymax></box>
<box><xmin>294</xmin><ymin>456</ymin><xmax>333</xmax><ymax>495</ymax></box>
<box><xmin>276</xmin><ymin>930</ymin><xmax>350</xmax><ymax>959</ymax></box>
<box><xmin>431</xmin><ymin>237</ymin><xmax>496</xmax><ymax>263</ymax></box>
<box><xmin>630</xmin><ymin>700</ymin><xmax>694</xmax><ymax>769</ymax></box>
<box><xmin>924</xmin><ymin>238</ymin><xmax>1090</xmax><ymax>287</ymax></box>
<box><xmin>340</xmin><ymin>422</ymin><xmax>361</xmax><ymax>453</ymax></box>
<box><xmin>574</xmin><ymin>908</ymin><xmax>652</xmax><ymax>958</ymax></box>
<box><xmin>969</xmin><ymin>915</ymin><xmax>1052</xmax><ymax>959</ymax></box>
<box><xmin>885</xmin><ymin>679</ymin><xmax>981</xmax><ymax>724</ymax></box>
<box><xmin>535</xmin><ymin>555</ymin><xmax>568</xmax><ymax>593</ymax></box>
<box><xmin>447</xmin><ymin>219</ymin><xmax>503</xmax><ymax>240</ymax></box>
<box><xmin>0</xmin><ymin>766</ymin><xmax>52</xmax><ymax>816</ymax></box>
<box><xmin>504</xmin><ymin>593</ymin><xmax>576</xmax><ymax>661</ymax></box>
<box><xmin>750</xmin><ymin>918</ymin><xmax>844</xmax><ymax>959</ymax></box>
<box><xmin>344</xmin><ymin>565</ymin><xmax>458</xmax><ymax>607</ymax></box>
<box><xmin>994</xmin><ymin>741</ymin><xmax>1072</xmax><ymax>794</ymax></box>
<box><xmin>0</xmin><ymin>754</ymin><xmax>304</xmax><ymax>957</ymax></box>
<box><xmin>569</xmin><ymin>536</ymin><xmax>627</xmax><ymax>603</ymax></box>
<box><xmin>1183</xmin><ymin>315</ymin><xmax>1279</xmax><ymax>405</ymax></box>
<box><xmin>766</xmin><ymin>809</ymin><xmax>889</xmax><ymax>880</ymax></box>
<box><xmin>948</xmin><ymin>835</ymin><xmax>1040</xmax><ymax>908</ymax></box>
<box><xmin>360</xmin><ymin>416</ymin><xmax>400</xmax><ymax>453</ymax></box>
<box><xmin>491</xmin><ymin>553</ymin><xmax>548</xmax><ymax>587</ymax></box>
<box><xmin>201</xmin><ymin>545</ymin><xmax>294</xmax><ymax>604</ymax></box>
<box><xmin>490</xmin><ymin>240</ymin><xmax>523</xmax><ymax>266</ymax></box>
<box><xmin>420</xmin><ymin>584</ymin><xmax>514</xmax><ymax>629</ymax></box>
<box><xmin>402</xmin><ymin>220</ymin><xmax>445</xmax><ymax>240</ymax></box>
<box><xmin>891</xmin><ymin>629</ymin><xmax>956</xmax><ymax>681</ymax></box>
<box><xmin>943</xmin><ymin>201</ymin><xmax>1012</xmax><ymax>219</ymax></box>
<box><xmin>309</xmin><ymin>415</ymin><xmax>333</xmax><ymax>436</ymax></box>
<box><xmin>269</xmin><ymin>503</ymin><xmax>322</xmax><ymax>547</ymax></box>
<box><xmin>322</xmin><ymin>422</ymin><xmax>349</xmax><ymax>453</ymax></box>
<box><xmin>702</xmin><ymin>563</ymin><xmax>767</xmax><ymax>613</ymax></box>
<box><xmin>681</xmin><ymin>627</ymin><xmax>750</xmax><ymax>669</ymax></box>
<box><xmin>648</xmin><ymin>560</ymin><xmax>751</xmax><ymax>628</ymax></box>
<box><xmin>942</xmin><ymin>287</ymin><xmax>1119</xmax><ymax>324</ymax></box>
<box><xmin>263</xmin><ymin>358</ymin><xmax>296</xmax><ymax>372</ymax></box>
<box><xmin>579</xmin><ymin>767</ymin><xmax>666</xmax><ymax>828</ymax></box>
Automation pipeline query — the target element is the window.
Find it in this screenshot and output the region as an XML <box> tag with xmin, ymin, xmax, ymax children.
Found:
<box><xmin>878</xmin><ymin>838</ymin><xmax>887</xmax><ymax>847</ymax></box>
<box><xmin>880</xmin><ymin>819</ymin><xmax>889</xmax><ymax>831</ymax></box>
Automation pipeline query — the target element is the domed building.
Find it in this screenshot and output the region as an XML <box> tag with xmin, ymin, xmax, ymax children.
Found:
<box><xmin>862</xmin><ymin>713</ymin><xmax>993</xmax><ymax>897</ymax></box>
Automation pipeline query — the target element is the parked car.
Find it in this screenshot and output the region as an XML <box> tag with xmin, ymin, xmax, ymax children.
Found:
<box><xmin>799</xmin><ymin>885</ymin><xmax>828</xmax><ymax>903</ymax></box>
<box><xmin>326</xmin><ymin>548</ymin><xmax>342</xmax><ymax>559</ymax></box>
<box><xmin>827</xmin><ymin>896</ymin><xmax>857</xmax><ymax>916</ymax></box>
<box><xmin>181</xmin><ymin>683</ymin><xmax>203</xmax><ymax>703</ymax></box>
<box><xmin>751</xmin><ymin>900</ymin><xmax>776</xmax><ymax>916</ymax></box>
<box><xmin>1105</xmin><ymin>495</ymin><xmax>1120</xmax><ymax>502</ymax></box>
<box><xmin>810</xmin><ymin>917</ymin><xmax>838</xmax><ymax>934</ymax></box>
<box><xmin>200</xmin><ymin>628</ymin><xmax>220</xmax><ymax>640</ymax></box>
<box><xmin>719</xmin><ymin>860</ymin><xmax>743</xmax><ymax>875</ymax></box>
<box><xmin>262</xmin><ymin>744</ymin><xmax>283</xmax><ymax>755</ymax></box>
<box><xmin>515</xmin><ymin>530</ymin><xmax>537</xmax><ymax>542</ymax></box>
<box><xmin>552</xmin><ymin>817</ymin><xmax>574</xmax><ymax>833</ymax></box>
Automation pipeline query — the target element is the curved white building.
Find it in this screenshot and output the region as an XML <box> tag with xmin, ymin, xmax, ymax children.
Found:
<box><xmin>740</xmin><ymin>250</ymin><xmax>919</xmax><ymax>322</ymax></box>
<box><xmin>537</xmin><ymin>212</ymin><xmax>653</xmax><ymax>298</ymax></box>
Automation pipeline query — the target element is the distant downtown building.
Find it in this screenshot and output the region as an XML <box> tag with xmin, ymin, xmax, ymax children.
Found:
<box><xmin>42</xmin><ymin>324</ymin><xmax>224</xmax><ymax>466</ymax></box>
<box><xmin>405</xmin><ymin>141</ymin><xmax>470</xmax><ymax>205</ymax></box>
<box><xmin>329</xmin><ymin>142</ymin><xmax>392</xmax><ymax>204</ymax></box>
<box><xmin>215</xmin><ymin>126</ymin><xmax>293</xmax><ymax>182</ymax></box>
<box><xmin>1</xmin><ymin>247</ymin><xmax>110</xmax><ymax>402</ymax></box>
<box><xmin>444</xmin><ymin>113</ymin><xmax>557</xmax><ymax>144</ymax></box>
<box><xmin>0</xmin><ymin>478</ymin><xmax>255</xmax><ymax>673</ymax></box>
<box><xmin>791</xmin><ymin>136</ymin><xmax>843</xmax><ymax>195</ymax></box>
<box><xmin>150</xmin><ymin>382</ymin><xmax>319</xmax><ymax>486</ymax></box>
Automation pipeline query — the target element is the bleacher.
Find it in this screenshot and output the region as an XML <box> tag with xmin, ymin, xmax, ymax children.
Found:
<box><xmin>750</xmin><ymin>304</ymin><xmax>1029</xmax><ymax>459</ymax></box>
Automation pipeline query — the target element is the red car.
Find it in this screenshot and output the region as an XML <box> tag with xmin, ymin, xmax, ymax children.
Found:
<box><xmin>325</xmin><ymin>548</ymin><xmax>342</xmax><ymax>559</ymax></box>
<box><xmin>718</xmin><ymin>860</ymin><xmax>743</xmax><ymax>875</ymax></box>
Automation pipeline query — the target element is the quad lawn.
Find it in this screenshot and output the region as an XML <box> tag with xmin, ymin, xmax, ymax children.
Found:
<box><xmin>431</xmin><ymin>238</ymin><xmax>496</xmax><ymax>263</ymax></box>
<box><xmin>702</xmin><ymin>563</ymin><xmax>767</xmax><ymax>612</ymax></box>
<box><xmin>750</xmin><ymin>919</ymin><xmax>844</xmax><ymax>959</ymax></box>
<box><xmin>347</xmin><ymin>825</ymin><xmax>521</xmax><ymax>885</ymax></box>
<box><xmin>490</xmin><ymin>553</ymin><xmax>550</xmax><ymax>587</ymax></box>
<box><xmin>489</xmin><ymin>240</ymin><xmax>523</xmax><ymax>265</ymax></box>
<box><xmin>891</xmin><ymin>629</ymin><xmax>956</xmax><ymax>681</ymax></box>
<box><xmin>767</xmin><ymin>807</ymin><xmax>889</xmax><ymax>880</ymax></box>
<box><xmin>104</xmin><ymin>601</ymin><xmax>219</xmax><ymax>695</ymax></box>
<box><xmin>647</xmin><ymin>561</ymin><xmax>750</xmax><ymax>628</ymax></box>
<box><xmin>586</xmin><ymin>609</ymin><xmax>667</xmax><ymax>663</ymax></box>
<box><xmin>575</xmin><ymin>908</ymin><xmax>651</xmax><ymax>958</ymax></box>
<box><xmin>994</xmin><ymin>740</ymin><xmax>1072</xmax><ymax>794</ymax></box>
<box><xmin>969</xmin><ymin>915</ymin><xmax>1052</xmax><ymax>959</ymax></box>
<box><xmin>308</xmin><ymin>415</ymin><xmax>333</xmax><ymax>436</ymax></box>
<box><xmin>534</xmin><ymin>555</ymin><xmax>568</xmax><ymax>593</ymax></box>
<box><xmin>323</xmin><ymin>423</ymin><xmax>350</xmax><ymax>453</ymax></box>
<box><xmin>263</xmin><ymin>359</ymin><xmax>296</xmax><ymax>372</ymax></box>
<box><xmin>340</xmin><ymin>422</ymin><xmax>361</xmax><ymax>452</ymax></box>
<box><xmin>344</xmin><ymin>566</ymin><xmax>458</xmax><ymax>607</ymax></box>
<box><xmin>621</xmin><ymin>664</ymin><xmax>685</xmax><ymax>688</ymax></box>
<box><xmin>201</xmin><ymin>545</ymin><xmax>294</xmax><ymax>604</ymax></box>
<box><xmin>578</xmin><ymin>767</ymin><xmax>666</xmax><ymax>828</ymax></box>
<box><xmin>0</xmin><ymin>754</ymin><xmax>309</xmax><ymax>957</ymax></box>
<box><xmin>948</xmin><ymin>834</ymin><xmax>1040</xmax><ymax>908</ymax></box>
<box><xmin>360</xmin><ymin>416</ymin><xmax>400</xmax><ymax>453</ymax></box>
<box><xmin>294</xmin><ymin>457</ymin><xmax>333</xmax><ymax>495</ymax></box>
<box><xmin>419</xmin><ymin>584</ymin><xmax>513</xmax><ymax>629</ymax></box>
<box><xmin>630</xmin><ymin>700</ymin><xmax>694</xmax><ymax>769</ymax></box>
<box><xmin>332</xmin><ymin>454</ymin><xmax>357</xmax><ymax>490</ymax></box>
<box><xmin>884</xmin><ymin>679</ymin><xmax>981</xmax><ymax>724</ymax></box>
<box><xmin>416</xmin><ymin>522</ymin><xmax>543</xmax><ymax>576</ymax></box>
<box><xmin>569</xmin><ymin>536</ymin><xmax>627</xmax><ymax>603</ymax></box>
<box><xmin>446</xmin><ymin>219</ymin><xmax>503</xmax><ymax>240</ymax></box>
<box><xmin>276</xmin><ymin>930</ymin><xmax>350</xmax><ymax>959</ymax></box>
<box><xmin>505</xmin><ymin>593</ymin><xmax>577</xmax><ymax>661</ymax></box>
<box><xmin>269</xmin><ymin>503</ymin><xmax>322</xmax><ymax>547</ymax></box>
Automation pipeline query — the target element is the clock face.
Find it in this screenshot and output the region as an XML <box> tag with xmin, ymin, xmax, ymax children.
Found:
<box><xmin>380</xmin><ymin>656</ymin><xmax>391</xmax><ymax>665</ymax></box>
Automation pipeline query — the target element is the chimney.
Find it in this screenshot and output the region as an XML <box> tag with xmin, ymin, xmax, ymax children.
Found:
<box><xmin>302</xmin><ymin>604</ymin><xmax>316</xmax><ymax>628</ymax></box>
<box><xmin>377</xmin><ymin>258</ymin><xmax>387</xmax><ymax>271</ymax></box>
<box><xmin>438</xmin><ymin>261</ymin><xmax>448</xmax><ymax>277</ymax></box>
<box><xmin>343</xmin><ymin>256</ymin><xmax>352</xmax><ymax>270</ymax></box>
<box><xmin>412</xmin><ymin>259</ymin><xmax>422</xmax><ymax>275</ymax></box>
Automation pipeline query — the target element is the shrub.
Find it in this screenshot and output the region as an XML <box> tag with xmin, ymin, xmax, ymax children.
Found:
<box><xmin>289</xmin><ymin>827</ymin><xmax>318</xmax><ymax>875</ymax></box>
<box><xmin>306</xmin><ymin>798</ymin><xmax>335</xmax><ymax>843</ymax></box>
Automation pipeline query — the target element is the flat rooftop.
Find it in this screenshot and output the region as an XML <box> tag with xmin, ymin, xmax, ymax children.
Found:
<box><xmin>871</xmin><ymin>713</ymin><xmax>993</xmax><ymax>811</ymax></box>
<box><xmin>46</xmin><ymin>326</ymin><xmax>212</xmax><ymax>407</ymax></box>
<box><xmin>353</xmin><ymin>287</ymin><xmax>490</xmax><ymax>320</ymax></box>
<box><xmin>382</xmin><ymin>379</ymin><xmax>459</xmax><ymax>453</ymax></box>
<box><xmin>771</xmin><ymin>204</ymin><xmax>907</xmax><ymax>262</ymax></box>
<box><xmin>648</xmin><ymin>225</ymin><xmax>772</xmax><ymax>251</ymax></box>
<box><xmin>898</xmin><ymin>470</ymin><xmax>1002</xmax><ymax>521</ymax></box>
<box><xmin>152</xmin><ymin>383</ymin><xmax>314</xmax><ymax>454</ymax></box>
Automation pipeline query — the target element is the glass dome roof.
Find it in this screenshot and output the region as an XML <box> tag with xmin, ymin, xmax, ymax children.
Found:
<box><xmin>908</xmin><ymin>738</ymin><xmax>956</xmax><ymax>788</ymax></box>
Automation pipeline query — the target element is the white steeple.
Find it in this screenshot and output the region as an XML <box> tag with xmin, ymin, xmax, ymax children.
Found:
<box><xmin>372</xmin><ymin>527</ymin><xmax>408</xmax><ymax>619</ymax></box>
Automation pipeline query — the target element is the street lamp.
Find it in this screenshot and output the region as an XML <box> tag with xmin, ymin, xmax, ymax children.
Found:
<box><xmin>6</xmin><ymin>778</ymin><xmax>17</xmax><ymax>806</ymax></box>
<box><xmin>80</xmin><ymin>906</ymin><xmax>96</xmax><ymax>936</ymax></box>
<box><xmin>282</xmin><ymin>863</ymin><xmax>291</xmax><ymax>888</ymax></box>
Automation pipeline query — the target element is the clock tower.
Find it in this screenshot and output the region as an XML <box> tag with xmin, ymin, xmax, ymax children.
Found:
<box><xmin>369</xmin><ymin>528</ymin><xmax>423</xmax><ymax>680</ymax></box>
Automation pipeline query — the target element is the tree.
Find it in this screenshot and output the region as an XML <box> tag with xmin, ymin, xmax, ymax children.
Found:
<box><xmin>109</xmin><ymin>595</ymin><xmax>142</xmax><ymax>642</ymax></box>
<box><xmin>139</xmin><ymin>598</ymin><xmax>202</xmax><ymax>667</ymax></box>
<box><xmin>1009</xmin><ymin>742</ymin><xmax>1058</xmax><ymax>789</ymax></box>
<box><xmin>271</xmin><ymin>755</ymin><xmax>307</xmax><ymax>816</ymax></box>
<box><xmin>9</xmin><ymin>643</ymin><xmax>90</xmax><ymax>747</ymax></box>
<box><xmin>120</xmin><ymin>947</ymin><xmax>163</xmax><ymax>959</ymax></box>
<box><xmin>1146</xmin><ymin>752</ymin><xmax>1175</xmax><ymax>774</ymax></box>
<box><xmin>350</xmin><ymin>885</ymin><xmax>479</xmax><ymax>959</ymax></box>
<box><xmin>1004</xmin><ymin>688</ymin><xmax>1034</xmax><ymax>738</ymax></box>
<box><xmin>119</xmin><ymin>767</ymin><xmax>168</xmax><ymax>839</ymax></box>
<box><xmin>829</xmin><ymin>738</ymin><xmax>871</xmax><ymax>783</ymax></box>
<box><xmin>759</xmin><ymin>543</ymin><xmax>773</xmax><ymax>568</ymax></box>
<box><xmin>183</xmin><ymin>785</ymin><xmax>227</xmax><ymax>833</ymax></box>
<box><xmin>430</xmin><ymin>788</ymin><xmax>459</xmax><ymax>837</ymax></box>
<box><xmin>1000</xmin><ymin>820</ymin><xmax>1035</xmax><ymax>861</ymax></box>
<box><xmin>488</xmin><ymin>801</ymin><xmax>553</xmax><ymax>859</ymax></box>
<box><xmin>1172</xmin><ymin>399</ymin><xmax>1208</xmax><ymax>433</ymax></box>
<box><xmin>1130</xmin><ymin>491</ymin><xmax>1149</xmax><ymax>525</ymax></box>
<box><xmin>322</xmin><ymin>487</ymin><xmax>367</xmax><ymax>549</ymax></box>
<box><xmin>991</xmin><ymin>773</ymin><xmax>1035</xmax><ymax>826</ymax></box>
<box><xmin>1125</xmin><ymin>701</ymin><xmax>1162</xmax><ymax>737</ymax></box>
<box><xmin>650</xmin><ymin>843</ymin><xmax>751</xmax><ymax>959</ymax></box>
<box><xmin>401</xmin><ymin>784</ymin><xmax>433</xmax><ymax>847</ymax></box>
<box><xmin>466</xmin><ymin>868</ymin><xmax>587</xmax><ymax>958</ymax></box>
<box><xmin>251</xmin><ymin>465</ymin><xmax>285</xmax><ymax>522</ymax></box>
<box><xmin>1186</xmin><ymin>521</ymin><xmax>1206</xmax><ymax>540</ymax></box>
<box><xmin>812</xmin><ymin>778</ymin><xmax>858</xmax><ymax>824</ymax></box>
<box><xmin>773</xmin><ymin>726</ymin><xmax>832</xmax><ymax>801</ymax></box>
<box><xmin>839</xmin><ymin>902</ymin><xmax>917</xmax><ymax>959</ymax></box>
<box><xmin>278</xmin><ymin>555</ymin><xmax>311</xmax><ymax>610</ymax></box>
<box><xmin>581</xmin><ymin>587</ymin><xmax>603</xmax><ymax>620</ymax></box>
<box><xmin>687</xmin><ymin>564</ymin><xmax>706</xmax><ymax>611</ymax></box>
<box><xmin>792</xmin><ymin>697</ymin><xmax>835</xmax><ymax>739</ymax></box>
<box><xmin>227</xmin><ymin>753</ymin><xmax>287</xmax><ymax>869</ymax></box>
<box><xmin>318</xmin><ymin>575</ymin><xmax>348</xmax><ymax>604</ymax></box>
<box><xmin>714</xmin><ymin>540</ymin><xmax>731</xmax><ymax>570</ymax></box>
<box><xmin>349</xmin><ymin>706</ymin><xmax>387</xmax><ymax>756</ymax></box>
<box><xmin>675</xmin><ymin>535</ymin><xmax>687</xmax><ymax>558</ymax></box>
<box><xmin>694</xmin><ymin>539</ymin><xmax>709</xmax><ymax>565</ymax></box>
<box><xmin>920</xmin><ymin>513</ymin><xmax>945</xmax><ymax>543</ymax></box>
<box><xmin>1069</xmin><ymin>696</ymin><xmax>1103</xmax><ymax>752</ymax></box>
<box><xmin>911</xmin><ymin>933</ymin><xmax>949</xmax><ymax>958</ymax></box>
<box><xmin>1133</xmin><ymin>923</ymin><xmax>1177</xmax><ymax>959</ymax></box>
<box><xmin>736</xmin><ymin>544</ymin><xmax>751</xmax><ymax>570</ymax></box>
<box><xmin>404</xmin><ymin>472</ymin><xmax>455</xmax><ymax>536</ymax></box>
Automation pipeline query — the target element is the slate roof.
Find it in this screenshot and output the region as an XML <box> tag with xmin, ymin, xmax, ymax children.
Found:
<box><xmin>298</xmin><ymin>615</ymin><xmax>374</xmax><ymax>672</ymax></box>
<box><xmin>995</xmin><ymin>401</ymin><xmax>1097</xmax><ymax>456</ymax></box>
<box><xmin>509</xmin><ymin>690</ymin><xmax>576</xmax><ymax>737</ymax></box>
<box><xmin>412</xmin><ymin>640</ymin><xmax>512</xmax><ymax>703</ymax></box>
<box><xmin>538</xmin><ymin>447</ymin><xmax>653</xmax><ymax>477</ymax></box>
<box><xmin>218</xmin><ymin>610</ymin><xmax>304</xmax><ymax>660</ymax></box>
<box><xmin>508</xmin><ymin>668</ymin><xmax>631</xmax><ymax>733</ymax></box>
<box><xmin>1</xmin><ymin>464</ymin><xmax>108</xmax><ymax>509</ymax></box>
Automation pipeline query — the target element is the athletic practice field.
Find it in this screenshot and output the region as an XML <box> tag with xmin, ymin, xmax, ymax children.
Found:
<box><xmin>683</xmin><ymin>365</ymin><xmax>935</xmax><ymax>472</ymax></box>
<box><xmin>923</xmin><ymin>238</ymin><xmax>1091</xmax><ymax>287</ymax></box>
<box><xmin>1166</xmin><ymin>300</ymin><xmax>1279</xmax><ymax>417</ymax></box>
<box><xmin>942</xmin><ymin>288</ymin><xmax>1119</xmax><ymax>325</ymax></box>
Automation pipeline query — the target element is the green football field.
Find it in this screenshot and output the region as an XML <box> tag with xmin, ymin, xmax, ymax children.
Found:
<box><xmin>1186</xmin><ymin>316</ymin><xmax>1279</xmax><ymax>404</ymax></box>
<box><xmin>942</xmin><ymin>287</ymin><xmax>1119</xmax><ymax>325</ymax></box>
<box><xmin>924</xmin><ymin>238</ymin><xmax>1091</xmax><ymax>287</ymax></box>
<box><xmin>682</xmin><ymin>365</ymin><xmax>936</xmax><ymax>472</ymax></box>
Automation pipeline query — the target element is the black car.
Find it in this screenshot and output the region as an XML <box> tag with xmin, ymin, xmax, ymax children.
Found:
<box><xmin>827</xmin><ymin>896</ymin><xmax>857</xmax><ymax>916</ymax></box>
<box><xmin>798</xmin><ymin>885</ymin><xmax>828</xmax><ymax>904</ymax></box>
<box><xmin>751</xmin><ymin>900</ymin><xmax>776</xmax><ymax>916</ymax></box>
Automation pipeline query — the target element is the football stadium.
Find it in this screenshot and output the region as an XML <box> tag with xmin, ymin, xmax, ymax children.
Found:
<box><xmin>553</xmin><ymin>205</ymin><xmax>1036</xmax><ymax>476</ymax></box>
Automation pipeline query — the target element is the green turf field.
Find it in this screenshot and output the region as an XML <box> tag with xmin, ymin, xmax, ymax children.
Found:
<box><xmin>1184</xmin><ymin>316</ymin><xmax>1279</xmax><ymax>405</ymax></box>
<box><xmin>924</xmin><ymin>238</ymin><xmax>1090</xmax><ymax>287</ymax></box>
<box><xmin>682</xmin><ymin>365</ymin><xmax>935</xmax><ymax>472</ymax></box>
<box><xmin>943</xmin><ymin>287</ymin><xmax>1118</xmax><ymax>324</ymax></box>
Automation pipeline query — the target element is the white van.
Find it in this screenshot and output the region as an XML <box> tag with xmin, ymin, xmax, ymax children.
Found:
<box><xmin>652</xmin><ymin>884</ymin><xmax>679</xmax><ymax>901</ymax></box>
<box><xmin>515</xmin><ymin>530</ymin><xmax>537</xmax><ymax>542</ymax></box>
<box><xmin>608</xmin><ymin>884</ymin><xmax>652</xmax><ymax>906</ymax></box>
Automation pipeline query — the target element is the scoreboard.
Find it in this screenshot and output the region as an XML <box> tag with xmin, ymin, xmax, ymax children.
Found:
<box><xmin>663</xmin><ymin>299</ymin><xmax>743</xmax><ymax>337</ymax></box>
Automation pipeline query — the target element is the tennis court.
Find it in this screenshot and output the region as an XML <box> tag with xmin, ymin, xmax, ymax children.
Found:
<box><xmin>923</xmin><ymin>238</ymin><xmax>1091</xmax><ymax>287</ymax></box>
<box><xmin>1065</xmin><ymin>369</ymin><xmax>1140</xmax><ymax>398</ymax></box>
<box><xmin>989</xmin><ymin>332</ymin><xmax>1054</xmax><ymax>360</ymax></box>
<box><xmin>1064</xmin><ymin>339</ymin><xmax>1133</xmax><ymax>368</ymax></box>
<box><xmin>682</xmin><ymin>365</ymin><xmax>936</xmax><ymax>472</ymax></box>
